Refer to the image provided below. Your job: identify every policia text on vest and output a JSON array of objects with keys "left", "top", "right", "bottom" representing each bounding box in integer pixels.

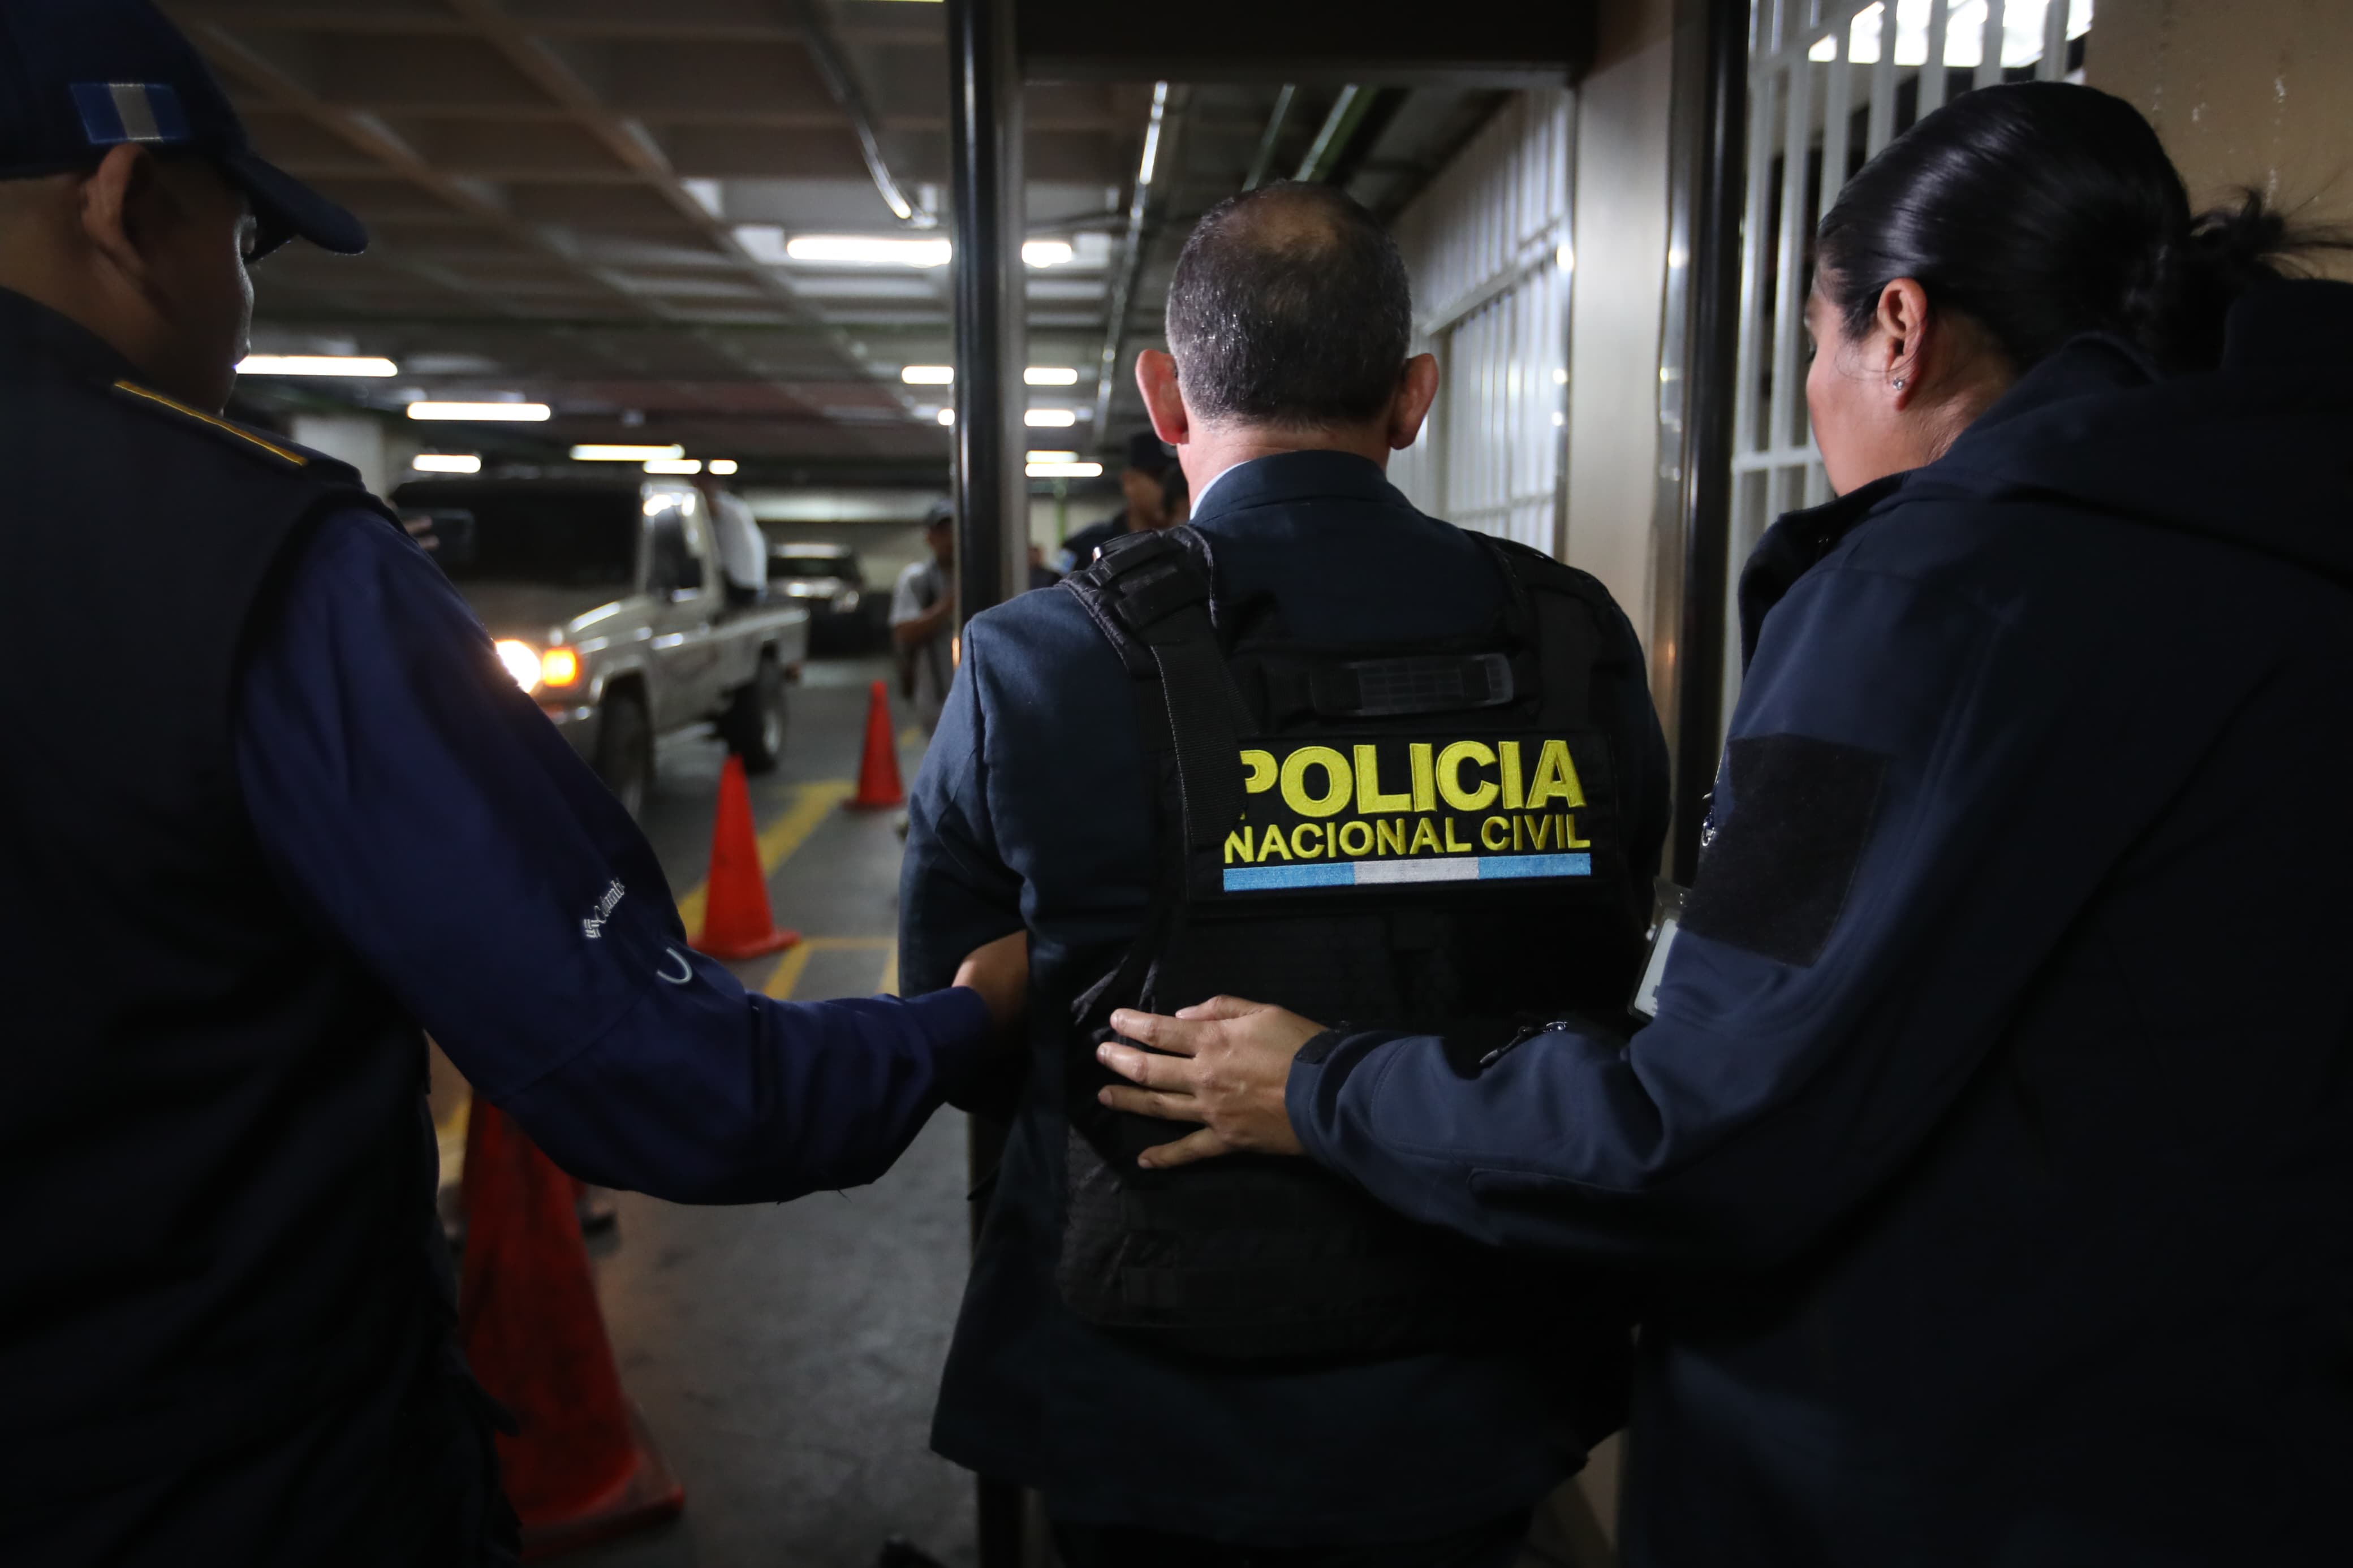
[{"left": 1223, "top": 736, "right": 1594, "bottom": 891}]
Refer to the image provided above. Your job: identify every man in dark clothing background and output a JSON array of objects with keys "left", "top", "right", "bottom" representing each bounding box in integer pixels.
[
  {"left": 901, "top": 182, "right": 1669, "bottom": 1564},
  {"left": 1055, "top": 427, "right": 1176, "bottom": 571}
]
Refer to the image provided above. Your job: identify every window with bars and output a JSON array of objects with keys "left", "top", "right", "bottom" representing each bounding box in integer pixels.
[
  {"left": 1724, "top": 0, "right": 2094, "bottom": 715},
  {"left": 1387, "top": 90, "right": 1576, "bottom": 554}
]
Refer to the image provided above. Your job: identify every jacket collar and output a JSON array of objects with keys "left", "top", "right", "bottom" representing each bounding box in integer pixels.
[
  {"left": 1736, "top": 472, "right": 1906, "bottom": 668},
  {"left": 1188, "top": 449, "right": 1406, "bottom": 528},
  {"left": 0, "top": 286, "right": 139, "bottom": 387},
  {"left": 1736, "top": 332, "right": 2164, "bottom": 667}
]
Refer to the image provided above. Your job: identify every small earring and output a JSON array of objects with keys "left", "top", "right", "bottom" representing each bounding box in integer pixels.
[{"left": 1891, "top": 378, "right": 1906, "bottom": 390}]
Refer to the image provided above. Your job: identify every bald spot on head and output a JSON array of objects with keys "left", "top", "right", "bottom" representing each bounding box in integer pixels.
[
  {"left": 1209, "top": 185, "right": 1352, "bottom": 257},
  {"left": 1163, "top": 180, "right": 1414, "bottom": 431}
]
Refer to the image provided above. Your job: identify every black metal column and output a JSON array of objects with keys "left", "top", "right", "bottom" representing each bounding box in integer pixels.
[
  {"left": 1653, "top": 0, "right": 1748, "bottom": 883},
  {"left": 946, "top": 5, "right": 1028, "bottom": 1564},
  {"left": 947, "top": 0, "right": 1027, "bottom": 625}
]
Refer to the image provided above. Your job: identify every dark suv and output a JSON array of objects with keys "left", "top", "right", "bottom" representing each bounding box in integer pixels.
[{"left": 768, "top": 542, "right": 881, "bottom": 652}]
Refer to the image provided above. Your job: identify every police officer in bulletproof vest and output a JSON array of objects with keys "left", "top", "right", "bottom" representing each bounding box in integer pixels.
[
  {"left": 900, "top": 182, "right": 1670, "bottom": 1565},
  {"left": 0, "top": 2, "right": 1024, "bottom": 1560}
]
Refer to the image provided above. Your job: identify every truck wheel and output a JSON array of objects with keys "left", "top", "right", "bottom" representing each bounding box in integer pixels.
[
  {"left": 596, "top": 686, "right": 654, "bottom": 818},
  {"left": 723, "top": 656, "right": 788, "bottom": 774}
]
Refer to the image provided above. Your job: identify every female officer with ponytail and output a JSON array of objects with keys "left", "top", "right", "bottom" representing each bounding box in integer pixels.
[{"left": 1096, "top": 83, "right": 2353, "bottom": 1565}]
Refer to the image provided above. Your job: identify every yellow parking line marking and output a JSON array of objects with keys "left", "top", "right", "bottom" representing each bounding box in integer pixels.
[
  {"left": 761, "top": 936, "right": 895, "bottom": 1001},
  {"left": 762, "top": 943, "right": 815, "bottom": 1001},
  {"left": 878, "top": 940, "right": 899, "bottom": 997},
  {"left": 675, "top": 778, "right": 855, "bottom": 936},
  {"left": 899, "top": 725, "right": 923, "bottom": 748}
]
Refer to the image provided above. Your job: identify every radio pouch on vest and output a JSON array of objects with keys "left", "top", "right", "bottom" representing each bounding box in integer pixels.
[{"left": 1055, "top": 525, "right": 1647, "bottom": 1362}]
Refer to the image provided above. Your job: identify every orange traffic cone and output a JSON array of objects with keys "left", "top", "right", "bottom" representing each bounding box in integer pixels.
[
  {"left": 846, "top": 678, "right": 906, "bottom": 810},
  {"left": 459, "top": 1101, "right": 683, "bottom": 1558},
  {"left": 692, "top": 755, "right": 801, "bottom": 960}
]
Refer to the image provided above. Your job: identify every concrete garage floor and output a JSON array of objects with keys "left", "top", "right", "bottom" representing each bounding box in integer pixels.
[{"left": 566, "top": 655, "right": 980, "bottom": 1568}]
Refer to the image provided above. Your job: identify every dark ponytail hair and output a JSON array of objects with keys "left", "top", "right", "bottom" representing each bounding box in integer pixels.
[{"left": 1816, "top": 81, "right": 2339, "bottom": 375}]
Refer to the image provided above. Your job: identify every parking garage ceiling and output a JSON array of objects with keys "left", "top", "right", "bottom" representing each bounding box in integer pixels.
[{"left": 161, "top": 0, "right": 1514, "bottom": 485}]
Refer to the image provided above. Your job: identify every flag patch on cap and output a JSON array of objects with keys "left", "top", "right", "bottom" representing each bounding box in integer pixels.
[{"left": 72, "top": 83, "right": 191, "bottom": 147}]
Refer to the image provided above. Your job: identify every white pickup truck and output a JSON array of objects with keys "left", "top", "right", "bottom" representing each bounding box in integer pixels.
[{"left": 393, "top": 474, "right": 811, "bottom": 817}]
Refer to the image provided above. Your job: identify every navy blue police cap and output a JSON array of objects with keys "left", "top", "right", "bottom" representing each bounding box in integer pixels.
[{"left": 0, "top": 0, "right": 365, "bottom": 257}]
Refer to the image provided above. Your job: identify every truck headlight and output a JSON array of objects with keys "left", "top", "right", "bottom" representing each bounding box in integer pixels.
[
  {"left": 832, "top": 590, "right": 861, "bottom": 614},
  {"left": 494, "top": 641, "right": 581, "bottom": 694},
  {"left": 495, "top": 639, "right": 542, "bottom": 692}
]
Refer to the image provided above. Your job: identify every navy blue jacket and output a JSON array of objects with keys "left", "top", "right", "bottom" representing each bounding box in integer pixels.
[
  {"left": 1290, "top": 282, "right": 2353, "bottom": 1565},
  {"left": 239, "top": 508, "right": 993, "bottom": 1203},
  {"left": 901, "top": 451, "right": 1670, "bottom": 1544}
]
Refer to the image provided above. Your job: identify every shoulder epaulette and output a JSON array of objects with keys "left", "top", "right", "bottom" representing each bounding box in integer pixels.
[{"left": 109, "top": 379, "right": 311, "bottom": 469}]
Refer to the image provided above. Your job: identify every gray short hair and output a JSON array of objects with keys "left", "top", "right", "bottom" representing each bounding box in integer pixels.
[{"left": 1163, "top": 182, "right": 1413, "bottom": 427}]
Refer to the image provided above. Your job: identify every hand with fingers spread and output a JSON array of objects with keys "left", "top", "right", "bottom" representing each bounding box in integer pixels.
[{"left": 1096, "top": 996, "right": 1327, "bottom": 1169}]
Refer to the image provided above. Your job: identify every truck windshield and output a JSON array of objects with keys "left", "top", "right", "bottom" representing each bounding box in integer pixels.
[{"left": 393, "top": 484, "right": 639, "bottom": 588}]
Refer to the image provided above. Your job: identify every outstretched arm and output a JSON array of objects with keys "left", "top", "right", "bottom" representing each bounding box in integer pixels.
[{"left": 236, "top": 509, "right": 1019, "bottom": 1204}]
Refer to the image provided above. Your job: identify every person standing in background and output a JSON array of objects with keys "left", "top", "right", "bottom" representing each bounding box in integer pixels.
[
  {"left": 891, "top": 501, "right": 957, "bottom": 733},
  {"left": 1055, "top": 428, "right": 1175, "bottom": 571},
  {"left": 701, "top": 479, "right": 770, "bottom": 610}
]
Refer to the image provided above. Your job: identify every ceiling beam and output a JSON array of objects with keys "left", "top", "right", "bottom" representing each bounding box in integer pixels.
[{"left": 436, "top": 0, "right": 906, "bottom": 421}]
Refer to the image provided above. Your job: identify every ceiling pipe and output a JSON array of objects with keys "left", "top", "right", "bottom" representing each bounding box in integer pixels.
[
  {"left": 791, "top": 0, "right": 933, "bottom": 227},
  {"left": 1093, "top": 80, "right": 1177, "bottom": 437},
  {"left": 1243, "top": 84, "right": 1295, "bottom": 190},
  {"left": 1294, "top": 84, "right": 1373, "bottom": 182}
]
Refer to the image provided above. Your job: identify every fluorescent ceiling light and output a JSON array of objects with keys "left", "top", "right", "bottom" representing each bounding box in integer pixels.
[
  {"left": 1029, "top": 461, "right": 1105, "bottom": 478},
  {"left": 907, "top": 366, "right": 1081, "bottom": 386},
  {"left": 411, "top": 453, "right": 481, "bottom": 474},
  {"left": 785, "top": 234, "right": 951, "bottom": 267},
  {"left": 1137, "top": 81, "right": 1170, "bottom": 186},
  {"left": 1027, "top": 450, "right": 1080, "bottom": 463},
  {"left": 645, "top": 458, "right": 704, "bottom": 475},
  {"left": 1025, "top": 408, "right": 1078, "bottom": 428},
  {"left": 239, "top": 354, "right": 398, "bottom": 377},
  {"left": 408, "top": 401, "right": 551, "bottom": 422},
  {"left": 1023, "top": 240, "right": 1074, "bottom": 268},
  {"left": 706, "top": 459, "right": 739, "bottom": 476},
  {"left": 572, "top": 444, "right": 684, "bottom": 461},
  {"left": 936, "top": 408, "right": 956, "bottom": 426}
]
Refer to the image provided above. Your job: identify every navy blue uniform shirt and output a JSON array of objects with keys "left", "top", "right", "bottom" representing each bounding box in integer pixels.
[
  {"left": 902, "top": 451, "right": 1670, "bottom": 1545},
  {"left": 235, "top": 507, "right": 991, "bottom": 1204},
  {"left": 1286, "top": 287, "right": 2353, "bottom": 1565}
]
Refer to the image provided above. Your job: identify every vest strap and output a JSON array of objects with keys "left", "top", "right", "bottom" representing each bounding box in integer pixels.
[{"left": 1064, "top": 527, "right": 1249, "bottom": 853}]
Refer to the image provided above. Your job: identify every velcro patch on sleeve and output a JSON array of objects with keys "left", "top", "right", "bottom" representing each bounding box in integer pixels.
[{"left": 1680, "top": 733, "right": 1887, "bottom": 966}]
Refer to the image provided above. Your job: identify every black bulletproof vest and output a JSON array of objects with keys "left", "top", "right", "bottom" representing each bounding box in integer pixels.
[
  {"left": 1057, "top": 525, "right": 1649, "bottom": 1361},
  {"left": 0, "top": 295, "right": 451, "bottom": 1504}
]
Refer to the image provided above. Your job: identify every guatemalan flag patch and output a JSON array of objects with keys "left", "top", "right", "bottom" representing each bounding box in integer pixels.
[{"left": 72, "top": 83, "right": 192, "bottom": 146}]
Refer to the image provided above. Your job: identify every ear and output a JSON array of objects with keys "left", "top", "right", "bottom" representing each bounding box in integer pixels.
[
  {"left": 1385, "top": 353, "right": 1440, "bottom": 451},
  {"left": 1873, "top": 278, "right": 1933, "bottom": 411},
  {"left": 1135, "top": 350, "right": 1191, "bottom": 446},
  {"left": 77, "top": 144, "right": 170, "bottom": 295}
]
